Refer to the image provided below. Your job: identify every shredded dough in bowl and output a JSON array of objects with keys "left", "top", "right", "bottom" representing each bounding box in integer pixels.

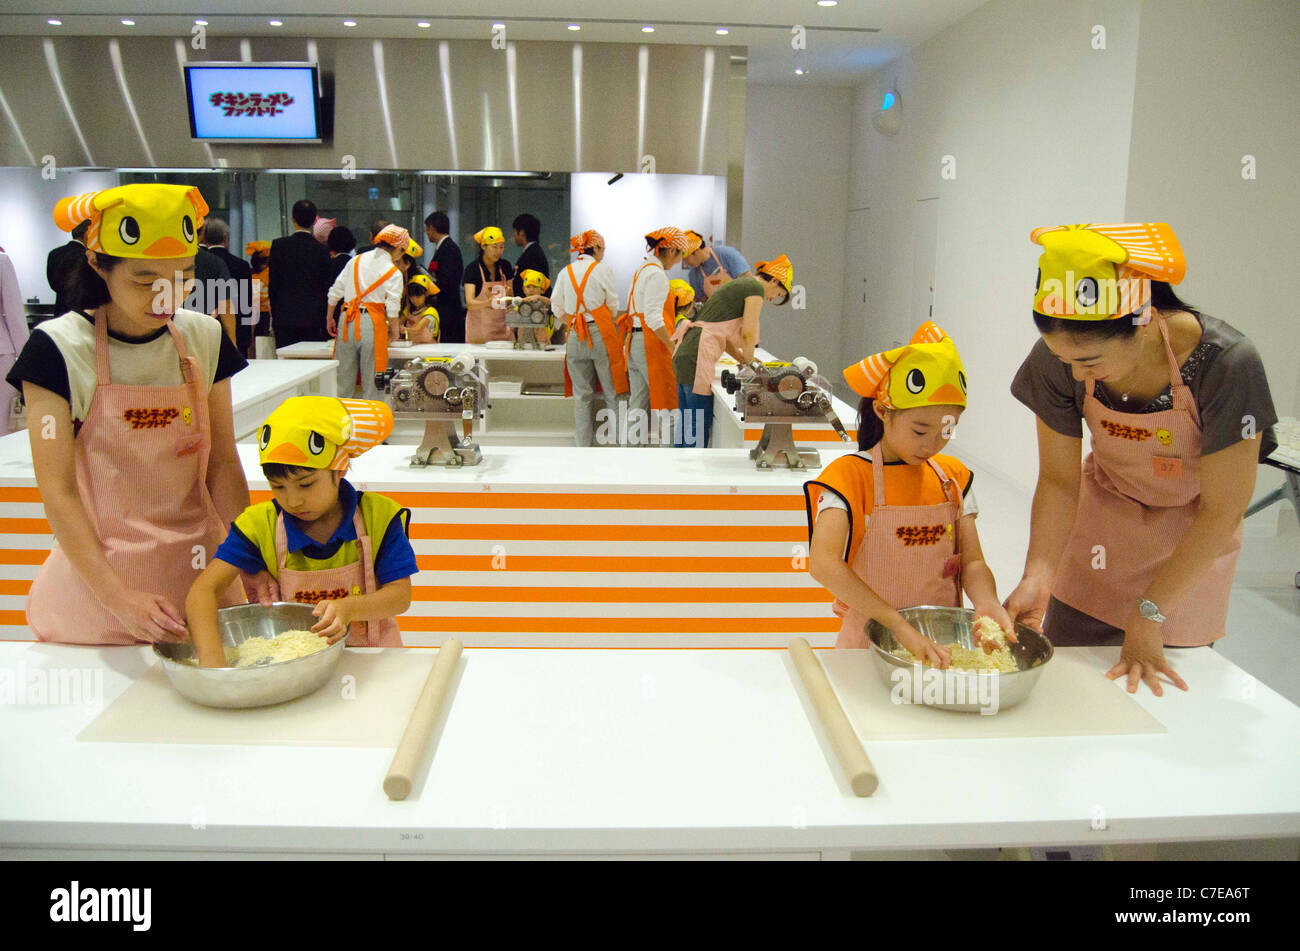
[
  {"left": 890, "top": 616, "right": 1018, "bottom": 673},
  {"left": 181, "top": 630, "right": 329, "bottom": 667}
]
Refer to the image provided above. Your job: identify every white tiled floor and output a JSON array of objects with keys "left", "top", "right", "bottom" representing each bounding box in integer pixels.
[{"left": 959, "top": 452, "right": 1300, "bottom": 705}]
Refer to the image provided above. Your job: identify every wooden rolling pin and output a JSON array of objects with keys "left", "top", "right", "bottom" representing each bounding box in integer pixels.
[
  {"left": 384, "top": 638, "right": 464, "bottom": 801},
  {"left": 788, "top": 637, "right": 879, "bottom": 797}
]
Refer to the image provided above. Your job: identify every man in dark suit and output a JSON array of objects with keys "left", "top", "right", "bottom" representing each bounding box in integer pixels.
[
  {"left": 202, "top": 217, "right": 256, "bottom": 357},
  {"left": 424, "top": 211, "right": 465, "bottom": 344},
  {"left": 269, "top": 199, "right": 333, "bottom": 349},
  {"left": 510, "top": 213, "right": 550, "bottom": 298},
  {"left": 46, "top": 219, "right": 90, "bottom": 313}
]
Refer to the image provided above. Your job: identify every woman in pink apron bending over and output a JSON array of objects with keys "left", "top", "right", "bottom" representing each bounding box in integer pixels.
[
  {"left": 10, "top": 184, "right": 267, "bottom": 645},
  {"left": 669, "top": 255, "right": 793, "bottom": 448},
  {"left": 1006, "top": 223, "right": 1278, "bottom": 695},
  {"left": 805, "top": 322, "right": 1016, "bottom": 661},
  {"left": 463, "top": 226, "right": 515, "bottom": 344}
]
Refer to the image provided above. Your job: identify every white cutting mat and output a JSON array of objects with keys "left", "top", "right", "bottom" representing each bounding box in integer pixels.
[
  {"left": 78, "top": 649, "right": 437, "bottom": 748},
  {"left": 819, "top": 647, "right": 1168, "bottom": 741}
]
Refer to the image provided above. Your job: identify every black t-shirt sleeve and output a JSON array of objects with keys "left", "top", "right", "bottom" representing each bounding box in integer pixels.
[
  {"left": 1196, "top": 337, "right": 1279, "bottom": 459},
  {"left": 5, "top": 330, "right": 71, "bottom": 404},
  {"left": 463, "top": 260, "right": 484, "bottom": 294},
  {"left": 1009, "top": 338, "right": 1084, "bottom": 438},
  {"left": 213, "top": 329, "right": 249, "bottom": 384}
]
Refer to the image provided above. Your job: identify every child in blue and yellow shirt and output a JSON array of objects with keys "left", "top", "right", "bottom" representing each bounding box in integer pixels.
[{"left": 187, "top": 396, "right": 415, "bottom": 667}]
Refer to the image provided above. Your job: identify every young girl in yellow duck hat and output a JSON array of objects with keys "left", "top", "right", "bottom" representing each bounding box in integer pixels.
[
  {"left": 186, "top": 396, "right": 416, "bottom": 667},
  {"left": 402, "top": 273, "right": 440, "bottom": 343},
  {"left": 804, "top": 321, "right": 1016, "bottom": 660}
]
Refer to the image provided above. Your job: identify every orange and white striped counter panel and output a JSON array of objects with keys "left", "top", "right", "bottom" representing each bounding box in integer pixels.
[{"left": 0, "top": 439, "right": 855, "bottom": 648}]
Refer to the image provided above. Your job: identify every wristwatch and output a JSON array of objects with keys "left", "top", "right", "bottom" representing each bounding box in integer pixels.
[{"left": 1137, "top": 597, "right": 1166, "bottom": 624}]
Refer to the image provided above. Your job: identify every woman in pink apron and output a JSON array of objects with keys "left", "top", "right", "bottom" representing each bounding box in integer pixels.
[
  {"left": 15, "top": 184, "right": 256, "bottom": 644},
  {"left": 670, "top": 255, "right": 793, "bottom": 448},
  {"left": 805, "top": 322, "right": 1015, "bottom": 659},
  {"left": 463, "top": 226, "right": 514, "bottom": 344},
  {"left": 1006, "top": 223, "right": 1276, "bottom": 695}
]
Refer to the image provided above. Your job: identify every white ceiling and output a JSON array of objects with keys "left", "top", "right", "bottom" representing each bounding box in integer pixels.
[{"left": 0, "top": 0, "right": 990, "bottom": 85}]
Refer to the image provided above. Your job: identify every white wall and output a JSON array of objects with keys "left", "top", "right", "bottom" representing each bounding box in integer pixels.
[
  {"left": 569, "top": 171, "right": 725, "bottom": 298},
  {"left": 741, "top": 82, "right": 853, "bottom": 385},
  {"left": 0, "top": 168, "right": 120, "bottom": 306},
  {"left": 846, "top": 0, "right": 1143, "bottom": 488},
  {"left": 1124, "top": 0, "right": 1300, "bottom": 532}
]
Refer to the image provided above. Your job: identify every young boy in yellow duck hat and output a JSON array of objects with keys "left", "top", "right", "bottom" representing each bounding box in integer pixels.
[
  {"left": 804, "top": 321, "right": 1016, "bottom": 660},
  {"left": 186, "top": 396, "right": 415, "bottom": 667}
]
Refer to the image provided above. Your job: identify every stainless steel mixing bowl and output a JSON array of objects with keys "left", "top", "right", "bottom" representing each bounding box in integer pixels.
[
  {"left": 153, "top": 602, "right": 345, "bottom": 709},
  {"left": 866, "top": 606, "right": 1053, "bottom": 713}
]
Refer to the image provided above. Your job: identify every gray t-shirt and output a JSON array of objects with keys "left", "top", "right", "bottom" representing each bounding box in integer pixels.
[{"left": 1010, "top": 312, "right": 1278, "bottom": 459}]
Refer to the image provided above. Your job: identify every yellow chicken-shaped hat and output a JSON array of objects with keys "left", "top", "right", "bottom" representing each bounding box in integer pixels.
[
  {"left": 257, "top": 397, "right": 394, "bottom": 473},
  {"left": 519, "top": 269, "right": 550, "bottom": 293},
  {"left": 1031, "top": 222, "right": 1185, "bottom": 320},
  {"left": 54, "top": 184, "right": 209, "bottom": 259},
  {"left": 844, "top": 321, "right": 967, "bottom": 410}
]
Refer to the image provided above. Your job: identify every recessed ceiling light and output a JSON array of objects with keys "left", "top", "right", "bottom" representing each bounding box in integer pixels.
[
  {"left": 417, "top": 21, "right": 431, "bottom": 29},
  {"left": 642, "top": 26, "right": 655, "bottom": 33},
  {"left": 269, "top": 20, "right": 283, "bottom": 27},
  {"left": 818, "top": 1, "right": 839, "bottom": 7},
  {"left": 568, "top": 24, "right": 581, "bottom": 31},
  {"left": 121, "top": 19, "right": 135, "bottom": 26},
  {"left": 343, "top": 20, "right": 356, "bottom": 28},
  {"left": 47, "top": 19, "right": 62, "bottom": 26},
  {"left": 493, "top": 22, "right": 505, "bottom": 29},
  {"left": 795, "top": 68, "right": 805, "bottom": 75},
  {"left": 715, "top": 28, "right": 729, "bottom": 36},
  {"left": 194, "top": 19, "right": 208, "bottom": 26}
]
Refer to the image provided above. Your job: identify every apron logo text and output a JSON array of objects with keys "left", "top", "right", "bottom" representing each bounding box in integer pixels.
[
  {"left": 1098, "top": 419, "right": 1152, "bottom": 441},
  {"left": 895, "top": 525, "right": 947, "bottom": 547},
  {"left": 122, "top": 407, "right": 179, "bottom": 430}
]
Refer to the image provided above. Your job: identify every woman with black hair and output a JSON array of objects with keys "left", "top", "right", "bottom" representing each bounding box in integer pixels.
[
  {"left": 1006, "top": 223, "right": 1277, "bottom": 695},
  {"left": 4, "top": 184, "right": 254, "bottom": 644}
]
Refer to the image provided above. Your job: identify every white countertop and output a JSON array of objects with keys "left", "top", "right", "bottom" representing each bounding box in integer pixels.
[
  {"left": 1, "top": 642, "right": 1296, "bottom": 855},
  {"left": 0, "top": 433, "right": 854, "bottom": 491},
  {"left": 228, "top": 359, "right": 338, "bottom": 407}
]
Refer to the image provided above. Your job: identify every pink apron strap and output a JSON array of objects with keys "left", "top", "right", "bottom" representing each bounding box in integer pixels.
[{"left": 869, "top": 441, "right": 887, "bottom": 508}]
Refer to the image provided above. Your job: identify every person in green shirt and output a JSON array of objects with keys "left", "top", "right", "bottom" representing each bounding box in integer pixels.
[{"left": 671, "top": 254, "right": 793, "bottom": 447}]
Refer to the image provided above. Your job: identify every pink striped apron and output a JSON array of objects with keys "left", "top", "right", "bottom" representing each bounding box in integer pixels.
[
  {"left": 28, "top": 309, "right": 239, "bottom": 643},
  {"left": 671, "top": 314, "right": 743, "bottom": 397},
  {"left": 273, "top": 508, "right": 402, "bottom": 647},
  {"left": 835, "top": 447, "right": 962, "bottom": 648},
  {"left": 1051, "top": 315, "right": 1241, "bottom": 646}
]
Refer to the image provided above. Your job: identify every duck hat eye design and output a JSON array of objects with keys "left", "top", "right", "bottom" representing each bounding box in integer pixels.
[
  {"left": 54, "top": 183, "right": 209, "bottom": 259},
  {"left": 842, "top": 320, "right": 967, "bottom": 410},
  {"left": 258, "top": 396, "right": 395, "bottom": 473}
]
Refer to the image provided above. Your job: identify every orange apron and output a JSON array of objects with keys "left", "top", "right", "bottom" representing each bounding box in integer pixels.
[
  {"left": 465, "top": 262, "right": 512, "bottom": 344},
  {"left": 273, "top": 509, "right": 402, "bottom": 647},
  {"left": 333, "top": 255, "right": 397, "bottom": 376},
  {"left": 671, "top": 311, "right": 743, "bottom": 397},
  {"left": 1050, "top": 316, "right": 1240, "bottom": 646},
  {"left": 820, "top": 448, "right": 962, "bottom": 649},
  {"left": 562, "top": 262, "right": 630, "bottom": 398},
  {"left": 624, "top": 262, "right": 678, "bottom": 412},
  {"left": 701, "top": 247, "right": 732, "bottom": 299},
  {"left": 27, "top": 310, "right": 241, "bottom": 643}
]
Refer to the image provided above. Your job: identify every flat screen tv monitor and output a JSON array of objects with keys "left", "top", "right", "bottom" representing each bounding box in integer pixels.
[{"left": 184, "top": 62, "right": 324, "bottom": 143}]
